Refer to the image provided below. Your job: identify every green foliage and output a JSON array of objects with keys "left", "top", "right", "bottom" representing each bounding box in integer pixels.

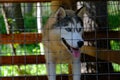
[
  {"left": 113, "top": 63, "right": 120, "bottom": 72},
  {"left": 0, "top": 64, "right": 68, "bottom": 76},
  {"left": 110, "top": 40, "right": 120, "bottom": 50},
  {"left": 7, "top": 18, "right": 14, "bottom": 24},
  {"left": 1, "top": 65, "right": 18, "bottom": 76},
  {"left": 17, "top": 44, "right": 40, "bottom": 55},
  {"left": 0, "top": 44, "right": 40, "bottom": 56},
  {"left": 0, "top": 15, "right": 6, "bottom": 33},
  {"left": 111, "top": 40, "right": 120, "bottom": 72},
  {"left": 108, "top": 14, "right": 120, "bottom": 30},
  {"left": 56, "top": 64, "right": 68, "bottom": 74},
  {"left": 0, "top": 65, "right": 46, "bottom": 76},
  {"left": 108, "top": 1, "right": 120, "bottom": 71},
  {"left": 108, "top": 1, "right": 120, "bottom": 30},
  {"left": 24, "top": 16, "right": 37, "bottom": 32},
  {"left": 0, "top": 44, "right": 12, "bottom": 56},
  {"left": 42, "top": 16, "right": 49, "bottom": 26}
]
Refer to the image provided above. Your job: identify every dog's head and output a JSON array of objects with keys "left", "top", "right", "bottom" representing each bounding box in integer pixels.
[{"left": 44, "top": 7, "right": 84, "bottom": 58}]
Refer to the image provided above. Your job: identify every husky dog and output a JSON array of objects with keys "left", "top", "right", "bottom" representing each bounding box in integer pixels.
[{"left": 43, "top": 7, "right": 84, "bottom": 80}]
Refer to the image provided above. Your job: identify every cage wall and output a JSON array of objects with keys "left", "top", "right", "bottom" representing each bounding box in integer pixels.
[{"left": 0, "top": 1, "right": 120, "bottom": 80}]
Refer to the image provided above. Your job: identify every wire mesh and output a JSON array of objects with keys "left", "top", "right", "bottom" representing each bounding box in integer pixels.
[{"left": 0, "top": 1, "right": 120, "bottom": 80}]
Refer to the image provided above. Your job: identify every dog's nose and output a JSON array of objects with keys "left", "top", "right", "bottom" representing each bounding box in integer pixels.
[{"left": 77, "top": 41, "right": 84, "bottom": 48}]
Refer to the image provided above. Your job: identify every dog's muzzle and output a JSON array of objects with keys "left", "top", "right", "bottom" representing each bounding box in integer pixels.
[{"left": 61, "top": 38, "right": 84, "bottom": 58}]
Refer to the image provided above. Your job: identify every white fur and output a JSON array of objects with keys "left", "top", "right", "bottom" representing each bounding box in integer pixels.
[{"left": 61, "top": 21, "right": 83, "bottom": 48}]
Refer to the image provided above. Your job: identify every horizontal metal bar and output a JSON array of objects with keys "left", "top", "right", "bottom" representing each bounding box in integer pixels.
[
  {"left": 0, "top": 31, "right": 119, "bottom": 44},
  {"left": 0, "top": 0, "right": 112, "bottom": 3},
  {"left": 0, "top": 0, "right": 51, "bottom": 3},
  {"left": 0, "top": 46, "right": 120, "bottom": 65},
  {"left": 0, "top": 73, "right": 119, "bottom": 80}
]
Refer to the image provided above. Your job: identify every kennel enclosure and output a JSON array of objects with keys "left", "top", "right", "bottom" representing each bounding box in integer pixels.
[{"left": 0, "top": 0, "right": 120, "bottom": 80}]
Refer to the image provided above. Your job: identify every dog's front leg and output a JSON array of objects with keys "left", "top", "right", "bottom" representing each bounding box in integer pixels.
[
  {"left": 47, "top": 62, "right": 56, "bottom": 80},
  {"left": 72, "top": 59, "right": 81, "bottom": 80}
]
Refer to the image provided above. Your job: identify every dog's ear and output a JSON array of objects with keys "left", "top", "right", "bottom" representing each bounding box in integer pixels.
[
  {"left": 76, "top": 7, "right": 86, "bottom": 20},
  {"left": 55, "top": 7, "right": 66, "bottom": 20},
  {"left": 44, "top": 7, "right": 66, "bottom": 29}
]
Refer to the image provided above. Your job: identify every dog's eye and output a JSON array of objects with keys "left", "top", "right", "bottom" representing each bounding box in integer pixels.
[
  {"left": 65, "top": 28, "right": 72, "bottom": 32},
  {"left": 63, "top": 23, "right": 69, "bottom": 26}
]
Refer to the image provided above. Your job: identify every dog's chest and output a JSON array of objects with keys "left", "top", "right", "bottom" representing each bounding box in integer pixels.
[{"left": 44, "top": 47, "right": 72, "bottom": 63}]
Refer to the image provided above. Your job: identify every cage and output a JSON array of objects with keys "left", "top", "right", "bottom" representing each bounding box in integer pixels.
[{"left": 0, "top": 0, "right": 120, "bottom": 80}]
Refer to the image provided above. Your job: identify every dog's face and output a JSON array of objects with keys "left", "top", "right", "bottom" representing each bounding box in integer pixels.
[{"left": 44, "top": 7, "right": 84, "bottom": 58}]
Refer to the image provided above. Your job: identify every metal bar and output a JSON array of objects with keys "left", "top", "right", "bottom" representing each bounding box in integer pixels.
[
  {"left": 0, "top": 0, "right": 113, "bottom": 3},
  {"left": 0, "top": 55, "right": 45, "bottom": 65},
  {"left": 0, "top": 74, "right": 119, "bottom": 80},
  {"left": 0, "top": 33, "right": 42, "bottom": 44},
  {"left": 0, "top": 46, "right": 120, "bottom": 65},
  {"left": 0, "top": 0, "right": 51, "bottom": 3},
  {"left": 0, "top": 31, "right": 119, "bottom": 44}
]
